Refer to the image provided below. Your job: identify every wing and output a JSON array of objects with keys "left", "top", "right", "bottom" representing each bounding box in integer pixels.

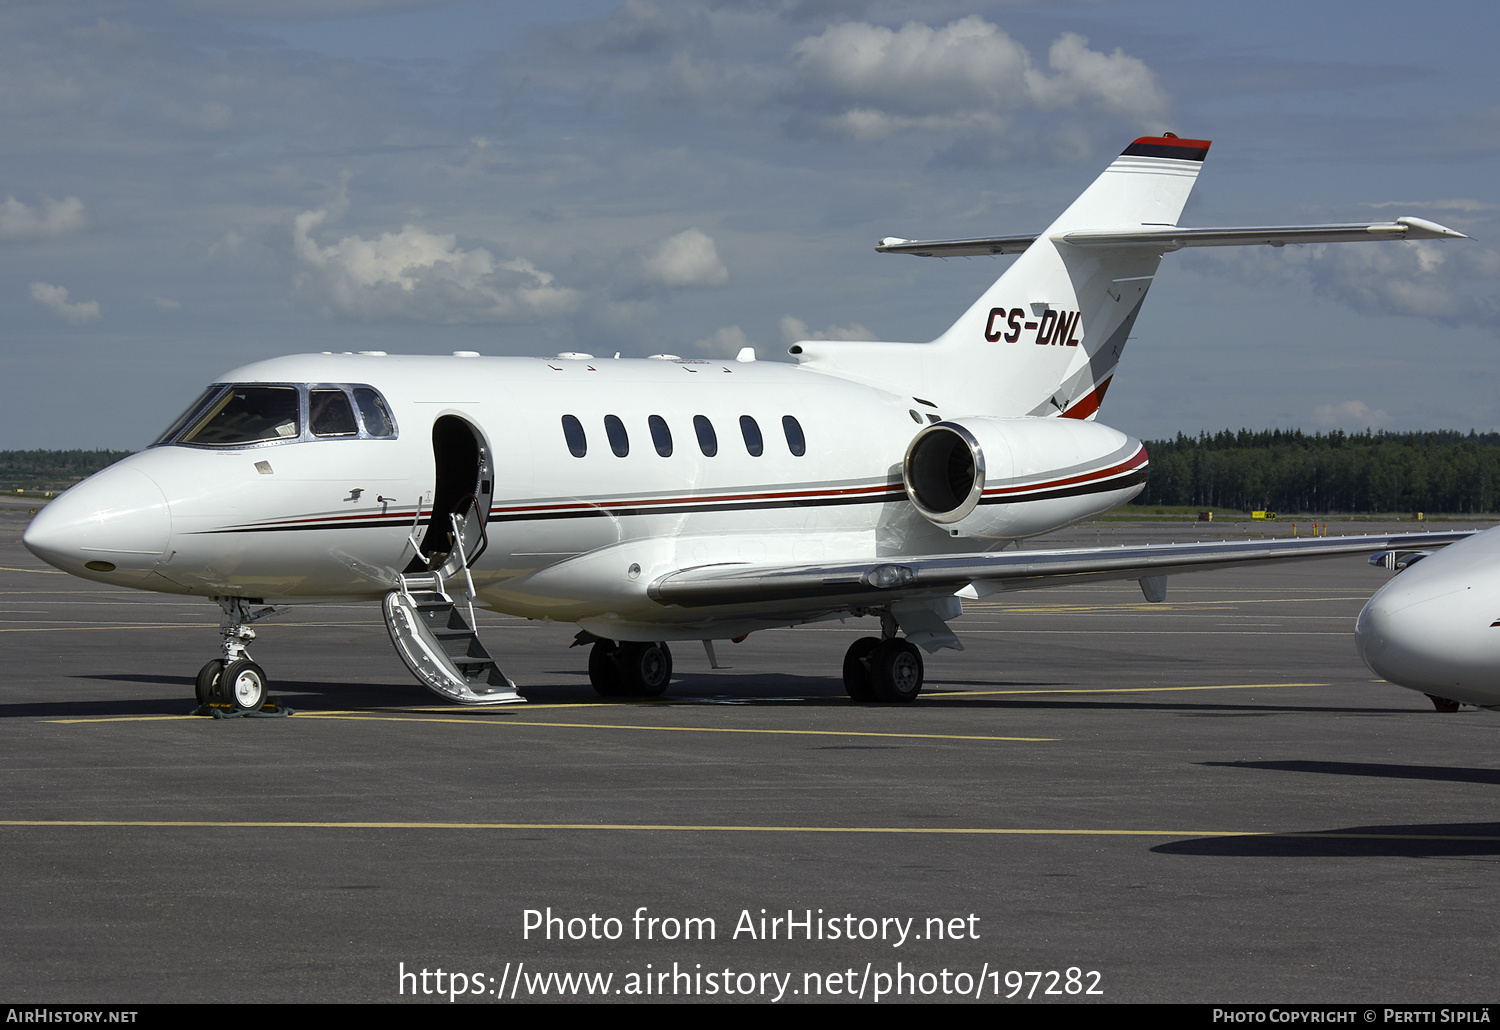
[
  {"left": 648, "top": 531, "right": 1474, "bottom": 610},
  {"left": 875, "top": 217, "right": 1466, "bottom": 258}
]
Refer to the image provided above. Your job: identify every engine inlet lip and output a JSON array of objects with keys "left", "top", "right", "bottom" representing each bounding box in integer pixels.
[{"left": 902, "top": 421, "right": 985, "bottom": 524}]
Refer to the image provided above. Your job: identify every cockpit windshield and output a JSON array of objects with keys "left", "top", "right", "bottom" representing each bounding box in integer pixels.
[
  {"left": 152, "top": 387, "right": 224, "bottom": 447},
  {"left": 153, "top": 383, "right": 399, "bottom": 448},
  {"left": 180, "top": 387, "right": 301, "bottom": 446}
]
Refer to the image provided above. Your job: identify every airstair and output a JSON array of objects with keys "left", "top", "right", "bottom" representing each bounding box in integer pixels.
[{"left": 382, "top": 505, "right": 523, "bottom": 705}]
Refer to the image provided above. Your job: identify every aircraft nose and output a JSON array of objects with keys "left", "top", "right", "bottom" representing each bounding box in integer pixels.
[
  {"left": 22, "top": 464, "right": 171, "bottom": 583},
  {"left": 1355, "top": 582, "right": 1500, "bottom": 704}
]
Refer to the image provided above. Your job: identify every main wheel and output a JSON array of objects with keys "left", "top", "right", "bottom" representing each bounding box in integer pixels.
[
  {"left": 1426, "top": 694, "right": 1462, "bottom": 713},
  {"left": 842, "top": 637, "right": 881, "bottom": 701},
  {"left": 620, "top": 641, "right": 672, "bottom": 696},
  {"left": 195, "top": 659, "right": 225, "bottom": 706},
  {"left": 221, "top": 658, "right": 267, "bottom": 712},
  {"left": 588, "top": 641, "right": 627, "bottom": 697},
  {"left": 871, "top": 639, "right": 923, "bottom": 703}
]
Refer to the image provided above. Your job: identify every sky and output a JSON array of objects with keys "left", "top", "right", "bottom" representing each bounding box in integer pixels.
[{"left": 2, "top": 0, "right": 1498, "bottom": 449}]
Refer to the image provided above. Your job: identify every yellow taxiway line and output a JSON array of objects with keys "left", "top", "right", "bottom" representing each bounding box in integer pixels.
[
  {"left": 293, "top": 714, "right": 1052, "bottom": 742},
  {"left": 927, "top": 682, "right": 1324, "bottom": 698},
  {"left": 48, "top": 682, "right": 1324, "bottom": 729},
  {"left": 48, "top": 710, "right": 1051, "bottom": 742},
  {"left": 0, "top": 820, "right": 1495, "bottom": 841}
]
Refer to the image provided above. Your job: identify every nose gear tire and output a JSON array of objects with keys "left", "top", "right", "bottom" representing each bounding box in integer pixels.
[{"left": 221, "top": 658, "right": 268, "bottom": 712}]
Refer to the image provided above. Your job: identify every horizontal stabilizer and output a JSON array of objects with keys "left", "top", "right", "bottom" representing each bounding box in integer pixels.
[
  {"left": 877, "top": 217, "right": 1466, "bottom": 258},
  {"left": 877, "top": 234, "right": 1038, "bottom": 257}
]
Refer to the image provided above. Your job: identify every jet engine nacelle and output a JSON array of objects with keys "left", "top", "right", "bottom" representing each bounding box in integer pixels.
[{"left": 902, "top": 416, "right": 1148, "bottom": 540}]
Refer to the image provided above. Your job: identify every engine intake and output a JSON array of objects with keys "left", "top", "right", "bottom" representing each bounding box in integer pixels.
[
  {"left": 903, "top": 417, "right": 1146, "bottom": 539},
  {"left": 904, "top": 423, "right": 984, "bottom": 523}
]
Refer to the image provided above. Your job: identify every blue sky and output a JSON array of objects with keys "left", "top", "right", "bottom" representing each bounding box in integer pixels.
[{"left": 2, "top": 0, "right": 1497, "bottom": 448}]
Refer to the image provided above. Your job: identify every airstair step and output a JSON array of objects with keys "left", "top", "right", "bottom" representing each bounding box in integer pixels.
[{"left": 382, "top": 587, "right": 522, "bottom": 706}]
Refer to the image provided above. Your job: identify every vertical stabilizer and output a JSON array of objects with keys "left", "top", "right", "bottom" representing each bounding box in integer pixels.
[
  {"left": 792, "top": 136, "right": 1211, "bottom": 419},
  {"left": 935, "top": 136, "right": 1209, "bottom": 418}
]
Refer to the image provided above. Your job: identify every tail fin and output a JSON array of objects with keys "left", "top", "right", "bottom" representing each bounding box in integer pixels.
[
  {"left": 792, "top": 136, "right": 1211, "bottom": 418},
  {"left": 935, "top": 135, "right": 1209, "bottom": 418}
]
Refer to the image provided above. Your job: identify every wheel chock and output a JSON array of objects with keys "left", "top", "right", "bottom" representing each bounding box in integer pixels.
[{"left": 190, "top": 700, "right": 294, "bottom": 718}]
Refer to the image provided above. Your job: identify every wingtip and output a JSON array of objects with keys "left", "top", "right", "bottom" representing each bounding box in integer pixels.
[{"left": 1396, "top": 216, "right": 1469, "bottom": 240}]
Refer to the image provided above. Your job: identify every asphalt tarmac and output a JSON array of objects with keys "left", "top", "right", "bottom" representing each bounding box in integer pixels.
[{"left": 2, "top": 506, "right": 1496, "bottom": 1004}]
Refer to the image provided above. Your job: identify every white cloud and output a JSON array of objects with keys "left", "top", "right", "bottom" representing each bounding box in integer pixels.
[
  {"left": 29, "top": 282, "right": 100, "bottom": 324},
  {"left": 779, "top": 315, "right": 876, "bottom": 343},
  {"left": 1034, "top": 32, "right": 1167, "bottom": 122},
  {"left": 291, "top": 206, "right": 580, "bottom": 324},
  {"left": 208, "top": 231, "right": 243, "bottom": 260},
  {"left": 0, "top": 196, "right": 87, "bottom": 241},
  {"left": 151, "top": 296, "right": 182, "bottom": 311},
  {"left": 790, "top": 19, "right": 1169, "bottom": 141},
  {"left": 641, "top": 228, "right": 728, "bottom": 287},
  {"left": 1313, "top": 399, "right": 1390, "bottom": 428},
  {"left": 695, "top": 325, "right": 752, "bottom": 356},
  {"left": 1204, "top": 240, "right": 1500, "bottom": 330}
]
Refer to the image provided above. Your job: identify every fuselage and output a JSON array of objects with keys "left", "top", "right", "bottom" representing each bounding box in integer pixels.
[
  {"left": 1355, "top": 525, "right": 1500, "bottom": 707},
  {"left": 23, "top": 352, "right": 1146, "bottom": 639}
]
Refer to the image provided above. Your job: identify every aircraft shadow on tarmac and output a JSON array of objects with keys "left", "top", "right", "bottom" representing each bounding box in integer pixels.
[
  {"left": 0, "top": 673, "right": 430, "bottom": 718},
  {"left": 1152, "top": 822, "right": 1500, "bottom": 858},
  {"left": 1203, "top": 760, "right": 1500, "bottom": 787},
  {"left": 0, "top": 670, "right": 1440, "bottom": 717},
  {"left": 1156, "top": 761, "right": 1500, "bottom": 857}
]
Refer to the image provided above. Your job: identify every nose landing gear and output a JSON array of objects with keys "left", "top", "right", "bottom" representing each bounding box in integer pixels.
[{"left": 193, "top": 598, "right": 284, "bottom": 713}]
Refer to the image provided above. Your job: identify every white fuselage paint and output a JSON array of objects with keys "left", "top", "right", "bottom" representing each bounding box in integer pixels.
[
  {"left": 24, "top": 352, "right": 1145, "bottom": 640},
  {"left": 1356, "top": 525, "right": 1500, "bottom": 707}
]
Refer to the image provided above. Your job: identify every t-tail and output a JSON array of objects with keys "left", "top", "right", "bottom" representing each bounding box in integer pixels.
[
  {"left": 926, "top": 135, "right": 1210, "bottom": 419},
  {"left": 790, "top": 134, "right": 1463, "bottom": 420}
]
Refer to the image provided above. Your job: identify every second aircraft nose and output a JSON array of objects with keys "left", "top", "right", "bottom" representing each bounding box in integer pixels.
[
  {"left": 22, "top": 464, "right": 172, "bottom": 585},
  {"left": 1355, "top": 579, "right": 1500, "bottom": 705}
]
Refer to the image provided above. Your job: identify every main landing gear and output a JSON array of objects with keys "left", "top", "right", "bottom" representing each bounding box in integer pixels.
[
  {"left": 842, "top": 612, "right": 925, "bottom": 703},
  {"left": 588, "top": 640, "right": 673, "bottom": 698},
  {"left": 194, "top": 597, "right": 284, "bottom": 712}
]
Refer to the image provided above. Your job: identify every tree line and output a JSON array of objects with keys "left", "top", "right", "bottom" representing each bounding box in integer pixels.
[
  {"left": 1138, "top": 430, "right": 1500, "bottom": 514},
  {"left": 0, "top": 449, "right": 134, "bottom": 492}
]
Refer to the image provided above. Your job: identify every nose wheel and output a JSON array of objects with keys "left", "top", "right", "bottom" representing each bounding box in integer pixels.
[
  {"left": 221, "top": 659, "right": 268, "bottom": 711},
  {"left": 194, "top": 657, "right": 269, "bottom": 711},
  {"left": 193, "top": 597, "right": 284, "bottom": 712}
]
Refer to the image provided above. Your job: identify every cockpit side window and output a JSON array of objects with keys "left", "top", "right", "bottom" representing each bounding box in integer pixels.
[
  {"left": 179, "top": 387, "right": 301, "bottom": 446},
  {"left": 353, "top": 387, "right": 396, "bottom": 438},
  {"left": 310, "top": 389, "right": 358, "bottom": 437}
]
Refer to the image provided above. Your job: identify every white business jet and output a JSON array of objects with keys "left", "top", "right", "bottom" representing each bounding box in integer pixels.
[
  {"left": 1357, "top": 528, "right": 1500, "bottom": 710},
  {"left": 23, "top": 135, "right": 1472, "bottom": 711}
]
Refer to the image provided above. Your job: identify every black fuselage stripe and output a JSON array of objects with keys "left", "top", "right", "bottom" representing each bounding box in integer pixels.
[
  {"left": 979, "top": 469, "right": 1149, "bottom": 505},
  {"left": 198, "top": 469, "right": 1147, "bottom": 534},
  {"left": 200, "top": 490, "right": 903, "bottom": 533}
]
